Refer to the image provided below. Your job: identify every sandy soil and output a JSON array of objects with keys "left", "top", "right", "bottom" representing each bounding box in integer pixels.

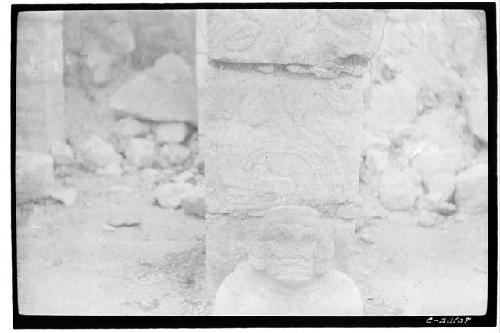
[{"left": 16, "top": 171, "right": 488, "bottom": 316}]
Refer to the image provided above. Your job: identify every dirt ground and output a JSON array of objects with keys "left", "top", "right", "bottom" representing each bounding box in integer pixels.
[{"left": 16, "top": 171, "right": 488, "bottom": 316}]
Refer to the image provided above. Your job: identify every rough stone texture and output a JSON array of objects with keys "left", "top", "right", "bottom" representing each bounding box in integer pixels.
[
  {"left": 111, "top": 117, "right": 151, "bottom": 141},
  {"left": 154, "top": 183, "right": 193, "bottom": 209},
  {"left": 79, "top": 135, "right": 122, "bottom": 169},
  {"left": 96, "top": 163, "right": 123, "bottom": 177},
  {"left": 157, "top": 144, "right": 191, "bottom": 169},
  {"left": 208, "top": 9, "right": 382, "bottom": 67},
  {"left": 206, "top": 213, "right": 355, "bottom": 297},
  {"left": 50, "top": 140, "right": 75, "bottom": 166},
  {"left": 378, "top": 167, "right": 423, "bottom": 211},
  {"left": 16, "top": 11, "right": 65, "bottom": 153},
  {"left": 213, "top": 205, "right": 363, "bottom": 315},
  {"left": 16, "top": 151, "right": 55, "bottom": 204},
  {"left": 455, "top": 163, "right": 488, "bottom": 216},
  {"left": 140, "top": 168, "right": 162, "bottom": 189},
  {"left": 124, "top": 138, "right": 156, "bottom": 168},
  {"left": 203, "top": 68, "right": 364, "bottom": 214},
  {"left": 365, "top": 75, "right": 419, "bottom": 134},
  {"left": 181, "top": 186, "right": 206, "bottom": 218},
  {"left": 425, "top": 172, "right": 456, "bottom": 204},
  {"left": 153, "top": 122, "right": 190, "bottom": 144},
  {"left": 79, "top": 11, "right": 135, "bottom": 84},
  {"left": 109, "top": 54, "right": 197, "bottom": 124},
  {"left": 49, "top": 187, "right": 78, "bottom": 206},
  {"left": 411, "top": 145, "right": 464, "bottom": 184},
  {"left": 364, "top": 148, "right": 389, "bottom": 175},
  {"left": 361, "top": 10, "right": 487, "bottom": 210},
  {"left": 464, "top": 76, "right": 488, "bottom": 143}
]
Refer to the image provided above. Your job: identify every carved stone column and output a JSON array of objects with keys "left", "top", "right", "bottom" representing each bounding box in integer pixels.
[{"left": 201, "top": 9, "right": 382, "bottom": 296}]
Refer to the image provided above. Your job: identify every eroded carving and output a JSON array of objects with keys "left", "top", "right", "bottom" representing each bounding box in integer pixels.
[
  {"left": 213, "top": 205, "right": 363, "bottom": 315},
  {"left": 204, "top": 69, "right": 362, "bottom": 213},
  {"left": 208, "top": 9, "right": 380, "bottom": 66}
]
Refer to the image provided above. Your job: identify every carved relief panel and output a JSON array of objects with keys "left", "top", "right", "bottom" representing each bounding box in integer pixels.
[
  {"left": 207, "top": 9, "right": 381, "bottom": 66},
  {"left": 202, "top": 67, "right": 363, "bottom": 214}
]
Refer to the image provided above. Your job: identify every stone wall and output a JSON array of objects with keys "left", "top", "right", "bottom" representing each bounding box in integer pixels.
[
  {"left": 16, "top": 11, "right": 65, "bottom": 152},
  {"left": 202, "top": 9, "right": 385, "bottom": 295},
  {"left": 16, "top": 11, "right": 65, "bottom": 204}
]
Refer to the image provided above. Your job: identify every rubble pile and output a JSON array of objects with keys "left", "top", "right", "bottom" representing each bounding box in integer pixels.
[
  {"left": 59, "top": 10, "right": 204, "bottom": 218},
  {"left": 359, "top": 10, "right": 488, "bottom": 225}
]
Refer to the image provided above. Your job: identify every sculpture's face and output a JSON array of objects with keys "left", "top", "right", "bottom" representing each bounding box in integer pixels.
[{"left": 262, "top": 217, "right": 317, "bottom": 285}]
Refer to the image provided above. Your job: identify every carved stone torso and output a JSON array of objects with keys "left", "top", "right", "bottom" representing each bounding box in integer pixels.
[{"left": 213, "top": 262, "right": 363, "bottom": 316}]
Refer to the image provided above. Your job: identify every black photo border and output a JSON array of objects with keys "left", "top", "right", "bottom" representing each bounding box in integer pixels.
[{"left": 11, "top": 1, "right": 498, "bottom": 329}]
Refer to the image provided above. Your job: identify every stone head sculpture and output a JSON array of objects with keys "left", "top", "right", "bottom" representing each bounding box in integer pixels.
[{"left": 248, "top": 205, "right": 335, "bottom": 287}]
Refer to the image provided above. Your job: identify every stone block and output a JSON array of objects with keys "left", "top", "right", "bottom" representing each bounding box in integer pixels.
[
  {"left": 154, "top": 183, "right": 193, "bottom": 209},
  {"left": 109, "top": 53, "right": 197, "bottom": 124},
  {"left": 124, "top": 138, "right": 156, "bottom": 168},
  {"left": 153, "top": 122, "right": 190, "bottom": 144},
  {"left": 156, "top": 143, "right": 191, "bottom": 169},
  {"left": 111, "top": 117, "right": 151, "bottom": 141},
  {"left": 378, "top": 167, "right": 423, "bottom": 211},
  {"left": 455, "top": 163, "right": 488, "bottom": 216},
  {"left": 16, "top": 151, "right": 55, "bottom": 204},
  {"left": 79, "top": 134, "right": 122, "bottom": 169},
  {"left": 207, "top": 9, "right": 382, "bottom": 66},
  {"left": 202, "top": 67, "right": 364, "bottom": 215}
]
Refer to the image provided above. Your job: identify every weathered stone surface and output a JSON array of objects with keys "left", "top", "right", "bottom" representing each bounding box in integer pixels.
[
  {"left": 111, "top": 117, "right": 151, "bottom": 141},
  {"left": 124, "top": 138, "right": 156, "bottom": 168},
  {"left": 208, "top": 9, "right": 382, "bottom": 67},
  {"left": 17, "top": 12, "right": 64, "bottom": 83},
  {"left": 109, "top": 53, "right": 197, "bottom": 123},
  {"left": 78, "top": 11, "right": 135, "bottom": 84},
  {"left": 417, "top": 210, "right": 443, "bottom": 228},
  {"left": 364, "top": 148, "right": 389, "bottom": 175},
  {"left": 206, "top": 213, "right": 355, "bottom": 296},
  {"left": 154, "top": 183, "right": 193, "bottom": 209},
  {"left": 50, "top": 140, "right": 74, "bottom": 166},
  {"left": 425, "top": 172, "right": 455, "bottom": 204},
  {"left": 127, "top": 10, "right": 195, "bottom": 69},
  {"left": 16, "top": 12, "right": 65, "bottom": 153},
  {"left": 49, "top": 187, "right": 78, "bottom": 206},
  {"left": 430, "top": 202, "right": 457, "bottom": 216},
  {"left": 181, "top": 186, "right": 206, "bottom": 218},
  {"left": 96, "top": 163, "right": 123, "bottom": 177},
  {"left": 213, "top": 205, "right": 362, "bottom": 315},
  {"left": 464, "top": 76, "right": 488, "bottom": 143},
  {"left": 157, "top": 144, "right": 191, "bottom": 169},
  {"left": 140, "top": 168, "right": 162, "bottom": 189},
  {"left": 411, "top": 145, "right": 463, "bottom": 183},
  {"left": 365, "top": 75, "right": 418, "bottom": 134},
  {"left": 455, "top": 163, "right": 488, "bottom": 216},
  {"left": 378, "top": 167, "right": 423, "bottom": 211},
  {"left": 79, "top": 135, "right": 122, "bottom": 169},
  {"left": 173, "top": 169, "right": 196, "bottom": 184},
  {"left": 153, "top": 122, "right": 190, "bottom": 144},
  {"left": 16, "top": 151, "right": 55, "bottom": 204},
  {"left": 203, "top": 68, "right": 364, "bottom": 214},
  {"left": 121, "top": 160, "right": 139, "bottom": 174}
]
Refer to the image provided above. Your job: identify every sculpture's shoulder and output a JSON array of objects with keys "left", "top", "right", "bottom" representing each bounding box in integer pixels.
[
  {"left": 213, "top": 262, "right": 258, "bottom": 316},
  {"left": 313, "top": 269, "right": 363, "bottom": 315}
]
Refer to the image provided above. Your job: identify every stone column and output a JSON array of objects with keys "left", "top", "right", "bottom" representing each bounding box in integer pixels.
[
  {"left": 201, "top": 9, "right": 382, "bottom": 296},
  {"left": 16, "top": 11, "right": 65, "bottom": 152}
]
